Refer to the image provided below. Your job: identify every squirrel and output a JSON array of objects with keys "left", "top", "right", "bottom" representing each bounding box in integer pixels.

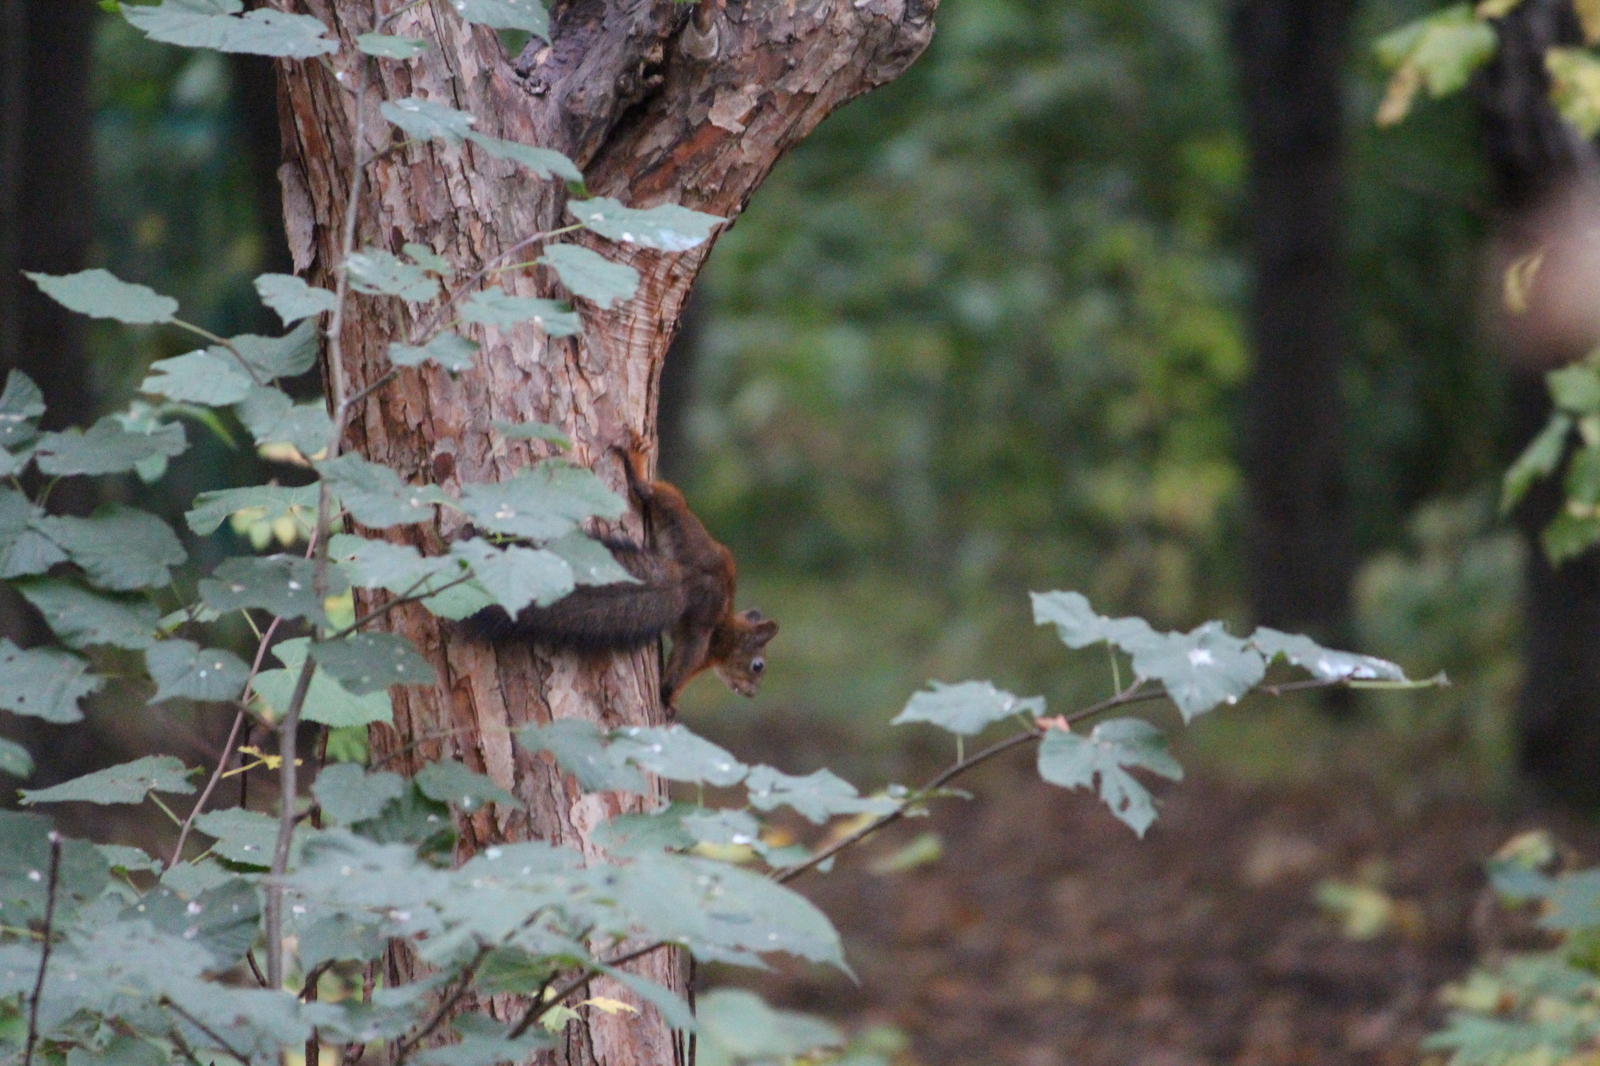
[{"left": 466, "top": 438, "right": 777, "bottom": 709}]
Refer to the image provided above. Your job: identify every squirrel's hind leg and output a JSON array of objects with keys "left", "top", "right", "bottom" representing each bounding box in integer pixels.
[{"left": 660, "top": 625, "right": 712, "bottom": 710}]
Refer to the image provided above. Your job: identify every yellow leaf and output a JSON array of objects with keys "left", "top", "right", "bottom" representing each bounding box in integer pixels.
[
  {"left": 1475, "top": 0, "right": 1525, "bottom": 17},
  {"left": 1547, "top": 48, "right": 1600, "bottom": 137},
  {"left": 1578, "top": 0, "right": 1600, "bottom": 43},
  {"left": 579, "top": 997, "right": 639, "bottom": 1016},
  {"left": 1377, "top": 61, "right": 1423, "bottom": 127},
  {"left": 1504, "top": 251, "right": 1546, "bottom": 314}
]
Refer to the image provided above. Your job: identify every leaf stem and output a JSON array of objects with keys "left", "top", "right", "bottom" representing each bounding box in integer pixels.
[{"left": 169, "top": 318, "right": 266, "bottom": 387}]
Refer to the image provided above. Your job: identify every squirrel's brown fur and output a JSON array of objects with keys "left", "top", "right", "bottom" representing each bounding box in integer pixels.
[{"left": 466, "top": 440, "right": 777, "bottom": 707}]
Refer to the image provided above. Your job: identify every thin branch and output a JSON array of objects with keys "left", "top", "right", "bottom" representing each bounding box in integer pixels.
[
  {"left": 22, "top": 833, "right": 62, "bottom": 1066},
  {"left": 390, "top": 945, "right": 493, "bottom": 1065},
  {"left": 264, "top": 649, "right": 318, "bottom": 990},
  {"left": 169, "top": 707, "right": 248, "bottom": 867},
  {"left": 339, "top": 368, "right": 398, "bottom": 420},
  {"left": 169, "top": 318, "right": 266, "bottom": 386},
  {"left": 407, "top": 224, "right": 583, "bottom": 345},
  {"left": 164, "top": 998, "right": 254, "bottom": 1066}
]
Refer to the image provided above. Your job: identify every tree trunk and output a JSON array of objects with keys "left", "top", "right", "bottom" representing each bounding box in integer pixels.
[
  {"left": 275, "top": 0, "right": 933, "bottom": 1059},
  {"left": 1472, "top": 0, "right": 1600, "bottom": 809},
  {"left": 1229, "top": 0, "right": 1357, "bottom": 644}
]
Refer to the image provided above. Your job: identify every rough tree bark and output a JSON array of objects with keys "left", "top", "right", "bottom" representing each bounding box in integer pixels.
[
  {"left": 1472, "top": 0, "right": 1600, "bottom": 809},
  {"left": 1229, "top": 0, "right": 1357, "bottom": 644},
  {"left": 274, "top": 0, "right": 933, "bottom": 1059}
]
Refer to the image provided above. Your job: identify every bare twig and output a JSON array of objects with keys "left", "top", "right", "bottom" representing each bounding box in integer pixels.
[
  {"left": 169, "top": 708, "right": 247, "bottom": 867},
  {"left": 406, "top": 223, "right": 583, "bottom": 346},
  {"left": 164, "top": 998, "right": 254, "bottom": 1066},
  {"left": 390, "top": 945, "right": 493, "bottom": 1065},
  {"left": 22, "top": 832, "right": 62, "bottom": 1066}
]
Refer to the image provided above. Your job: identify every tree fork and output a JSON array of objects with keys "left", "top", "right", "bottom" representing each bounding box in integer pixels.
[{"left": 274, "top": 0, "right": 934, "bottom": 1058}]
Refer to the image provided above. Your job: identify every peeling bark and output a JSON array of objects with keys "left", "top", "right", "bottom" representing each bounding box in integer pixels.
[{"left": 276, "top": 0, "right": 933, "bottom": 1059}]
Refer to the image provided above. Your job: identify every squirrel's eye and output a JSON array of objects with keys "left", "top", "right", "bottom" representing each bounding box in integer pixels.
[{"left": 751, "top": 659, "right": 765, "bottom": 674}]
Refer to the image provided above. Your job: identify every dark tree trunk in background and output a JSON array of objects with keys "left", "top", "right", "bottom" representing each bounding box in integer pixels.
[
  {"left": 1230, "top": 0, "right": 1357, "bottom": 645},
  {"left": 655, "top": 287, "right": 704, "bottom": 482},
  {"left": 231, "top": 55, "right": 294, "bottom": 285},
  {"left": 1472, "top": 0, "right": 1600, "bottom": 809}
]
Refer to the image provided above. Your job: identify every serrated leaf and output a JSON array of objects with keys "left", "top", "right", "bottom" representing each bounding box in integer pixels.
[
  {"left": 229, "top": 319, "right": 320, "bottom": 379},
  {"left": 191, "top": 807, "right": 286, "bottom": 867},
  {"left": 1374, "top": 5, "right": 1495, "bottom": 97},
  {"left": 17, "top": 578, "right": 161, "bottom": 650},
  {"left": 254, "top": 273, "right": 337, "bottom": 324},
  {"left": 357, "top": 32, "right": 426, "bottom": 58},
  {"left": 0, "top": 737, "right": 32, "bottom": 778},
  {"left": 1031, "top": 590, "right": 1161, "bottom": 652},
  {"left": 0, "top": 488, "right": 66, "bottom": 578},
  {"left": 146, "top": 639, "right": 251, "bottom": 703},
  {"left": 517, "top": 719, "right": 647, "bottom": 793},
  {"left": 199, "top": 554, "right": 346, "bottom": 625},
  {"left": 346, "top": 249, "right": 440, "bottom": 302},
  {"left": 458, "top": 459, "right": 626, "bottom": 540},
  {"left": 460, "top": 289, "right": 582, "bottom": 336},
  {"left": 414, "top": 1015, "right": 553, "bottom": 1066},
  {"left": 42, "top": 504, "right": 188, "bottom": 590},
  {"left": 129, "top": 876, "right": 261, "bottom": 967},
  {"left": 464, "top": 132, "right": 581, "bottom": 180},
  {"left": 20, "top": 754, "right": 195, "bottom": 806},
  {"left": 415, "top": 759, "right": 516, "bottom": 813},
  {"left": 25, "top": 268, "right": 177, "bottom": 323},
  {"left": 381, "top": 96, "right": 478, "bottom": 145},
  {"left": 892, "top": 680, "right": 1045, "bottom": 736},
  {"left": 1037, "top": 719, "right": 1182, "bottom": 837},
  {"left": 330, "top": 533, "right": 454, "bottom": 590},
  {"left": 141, "top": 349, "right": 254, "bottom": 405},
  {"left": 1249, "top": 628, "right": 1406, "bottom": 682},
  {"left": 121, "top": 1, "right": 338, "bottom": 57},
  {"left": 1503, "top": 413, "right": 1572, "bottom": 514},
  {"left": 187, "top": 482, "right": 322, "bottom": 536},
  {"left": 0, "top": 638, "right": 101, "bottom": 722},
  {"left": 0, "top": 370, "right": 45, "bottom": 448},
  {"left": 591, "top": 804, "right": 698, "bottom": 857},
  {"left": 403, "top": 242, "right": 454, "bottom": 277},
  {"left": 745, "top": 765, "right": 899, "bottom": 824},
  {"left": 449, "top": 538, "right": 574, "bottom": 612},
  {"left": 314, "top": 631, "right": 435, "bottom": 694},
  {"left": 569, "top": 197, "right": 724, "bottom": 252},
  {"left": 1130, "top": 623, "right": 1265, "bottom": 721},
  {"left": 492, "top": 419, "right": 570, "bottom": 446},
  {"left": 546, "top": 530, "right": 636, "bottom": 585},
  {"left": 1550, "top": 364, "right": 1600, "bottom": 414},
  {"left": 317, "top": 453, "right": 452, "bottom": 527},
  {"left": 34, "top": 416, "right": 187, "bottom": 476},
  {"left": 696, "top": 990, "right": 840, "bottom": 1064},
  {"left": 611, "top": 724, "right": 747, "bottom": 786},
  {"left": 538, "top": 244, "right": 639, "bottom": 307},
  {"left": 313, "top": 763, "right": 406, "bottom": 825},
  {"left": 235, "top": 384, "right": 333, "bottom": 457},
  {"left": 0, "top": 810, "right": 109, "bottom": 922},
  {"left": 97, "top": 843, "right": 160, "bottom": 873},
  {"left": 449, "top": 0, "right": 548, "bottom": 37},
  {"left": 389, "top": 332, "right": 479, "bottom": 371},
  {"left": 256, "top": 638, "right": 393, "bottom": 727}
]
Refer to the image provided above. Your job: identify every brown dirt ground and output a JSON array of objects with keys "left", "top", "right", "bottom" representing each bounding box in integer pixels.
[{"left": 713, "top": 750, "right": 1600, "bottom": 1066}]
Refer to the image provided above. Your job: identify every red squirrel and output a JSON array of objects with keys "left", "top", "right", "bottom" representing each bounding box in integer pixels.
[{"left": 467, "top": 439, "right": 777, "bottom": 708}]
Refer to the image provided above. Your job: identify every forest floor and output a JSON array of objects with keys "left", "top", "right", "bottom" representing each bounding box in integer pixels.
[{"left": 705, "top": 738, "right": 1600, "bottom": 1066}]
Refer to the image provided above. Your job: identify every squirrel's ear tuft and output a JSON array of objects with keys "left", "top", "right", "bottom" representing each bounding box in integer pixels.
[{"left": 751, "top": 619, "right": 778, "bottom": 642}]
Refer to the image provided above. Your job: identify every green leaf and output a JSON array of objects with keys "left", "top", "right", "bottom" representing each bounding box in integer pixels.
[
  {"left": 235, "top": 385, "right": 334, "bottom": 457},
  {"left": 314, "top": 631, "right": 436, "bottom": 694},
  {"left": 892, "top": 680, "right": 1045, "bottom": 736},
  {"left": 591, "top": 804, "right": 698, "bottom": 856},
  {"left": 569, "top": 197, "right": 724, "bottom": 252},
  {"left": 463, "top": 133, "right": 581, "bottom": 180},
  {"left": 146, "top": 639, "right": 251, "bottom": 703},
  {"left": 346, "top": 248, "right": 440, "bottom": 301},
  {"left": 199, "top": 554, "right": 347, "bottom": 626},
  {"left": 1031, "top": 590, "right": 1160, "bottom": 651},
  {"left": 1551, "top": 364, "right": 1600, "bottom": 414},
  {"left": 330, "top": 532, "right": 453, "bottom": 590},
  {"left": 492, "top": 419, "right": 571, "bottom": 446},
  {"left": 357, "top": 32, "right": 427, "bottom": 58},
  {"left": 256, "top": 638, "right": 394, "bottom": 727},
  {"left": 388, "top": 332, "right": 480, "bottom": 371},
  {"left": 695, "top": 990, "right": 841, "bottom": 1066},
  {"left": 1037, "top": 719, "right": 1182, "bottom": 837},
  {"left": 34, "top": 416, "right": 187, "bottom": 475},
  {"left": 460, "top": 290, "right": 582, "bottom": 336},
  {"left": 229, "top": 319, "right": 320, "bottom": 379},
  {"left": 403, "top": 242, "right": 454, "bottom": 277},
  {"left": 141, "top": 349, "right": 254, "bottom": 406},
  {"left": 1374, "top": 5, "right": 1495, "bottom": 96},
  {"left": 450, "top": 538, "right": 575, "bottom": 612},
  {"left": 600, "top": 968, "right": 699, "bottom": 1032},
  {"left": 121, "top": 1, "right": 338, "bottom": 57},
  {"left": 745, "top": 766, "right": 898, "bottom": 824},
  {"left": 415, "top": 759, "right": 517, "bottom": 813},
  {"left": 538, "top": 244, "right": 640, "bottom": 308},
  {"left": 25, "top": 268, "right": 178, "bottom": 323},
  {"left": 1503, "top": 413, "right": 1573, "bottom": 514},
  {"left": 313, "top": 763, "right": 406, "bottom": 825},
  {"left": 191, "top": 807, "right": 290, "bottom": 867},
  {"left": 42, "top": 504, "right": 188, "bottom": 590},
  {"left": 19, "top": 754, "right": 195, "bottom": 806},
  {"left": 1547, "top": 47, "right": 1600, "bottom": 137},
  {"left": 611, "top": 724, "right": 747, "bottom": 786},
  {"left": 458, "top": 459, "right": 627, "bottom": 541},
  {"left": 0, "top": 810, "right": 110, "bottom": 922},
  {"left": 317, "top": 453, "right": 452, "bottom": 527},
  {"left": 0, "top": 488, "right": 64, "bottom": 578},
  {"left": 414, "top": 1015, "right": 553, "bottom": 1066},
  {"left": 0, "top": 736, "right": 33, "bottom": 778},
  {"left": 97, "top": 843, "right": 161, "bottom": 873},
  {"left": 187, "top": 482, "right": 322, "bottom": 536},
  {"left": 1543, "top": 510, "right": 1600, "bottom": 564},
  {"left": 17, "top": 578, "right": 162, "bottom": 650},
  {"left": 0, "top": 370, "right": 46, "bottom": 448},
  {"left": 0, "top": 638, "right": 101, "bottom": 722},
  {"left": 546, "top": 530, "right": 636, "bottom": 584},
  {"left": 517, "top": 719, "right": 646, "bottom": 793},
  {"left": 1568, "top": 442, "right": 1600, "bottom": 506},
  {"left": 1129, "top": 623, "right": 1266, "bottom": 721},
  {"left": 449, "top": 0, "right": 549, "bottom": 37},
  {"left": 380, "top": 96, "right": 478, "bottom": 145},
  {"left": 254, "top": 273, "right": 338, "bottom": 324},
  {"left": 126, "top": 876, "right": 261, "bottom": 968},
  {"left": 1249, "top": 628, "right": 1406, "bottom": 683}
]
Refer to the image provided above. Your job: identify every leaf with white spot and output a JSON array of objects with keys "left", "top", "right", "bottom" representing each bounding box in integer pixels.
[
  {"left": 458, "top": 460, "right": 626, "bottom": 541},
  {"left": 25, "top": 268, "right": 178, "bottom": 323},
  {"left": 569, "top": 197, "right": 724, "bottom": 252},
  {"left": 20, "top": 754, "right": 195, "bottom": 806},
  {"left": 745, "top": 766, "right": 899, "bottom": 824},
  {"left": 450, "top": 0, "right": 548, "bottom": 37},
  {"left": 121, "top": 1, "right": 338, "bottom": 57},
  {"left": 357, "top": 32, "right": 427, "bottom": 59},
  {"left": 892, "top": 679, "right": 1045, "bottom": 736},
  {"left": 380, "top": 97, "right": 477, "bottom": 145},
  {"left": 199, "top": 555, "right": 346, "bottom": 626},
  {"left": 254, "top": 273, "right": 337, "bottom": 325},
  {"left": 313, "top": 764, "right": 406, "bottom": 825},
  {"left": 256, "top": 638, "right": 392, "bottom": 727},
  {"left": 0, "top": 370, "right": 44, "bottom": 450},
  {"left": 141, "top": 349, "right": 254, "bottom": 406},
  {"left": 388, "top": 333, "right": 479, "bottom": 371},
  {"left": 0, "top": 488, "right": 65, "bottom": 578},
  {"left": 460, "top": 289, "right": 581, "bottom": 336},
  {"left": 537, "top": 244, "right": 639, "bottom": 307},
  {"left": 316, "top": 453, "right": 452, "bottom": 528},
  {"left": 192, "top": 808, "right": 284, "bottom": 867},
  {"left": 0, "top": 737, "right": 31, "bottom": 779},
  {"left": 16, "top": 579, "right": 161, "bottom": 650},
  {"left": 0, "top": 639, "right": 100, "bottom": 723},
  {"left": 345, "top": 249, "right": 440, "bottom": 302},
  {"left": 1129, "top": 624, "right": 1265, "bottom": 721},
  {"left": 611, "top": 724, "right": 748, "bottom": 787},
  {"left": 314, "top": 632, "right": 435, "bottom": 694},
  {"left": 41, "top": 504, "right": 188, "bottom": 591},
  {"left": 449, "top": 538, "right": 574, "bottom": 613},
  {"left": 545, "top": 531, "right": 636, "bottom": 585},
  {"left": 229, "top": 319, "right": 320, "bottom": 379},
  {"left": 516, "top": 719, "right": 646, "bottom": 793},
  {"left": 415, "top": 759, "right": 516, "bottom": 813},
  {"left": 146, "top": 639, "right": 251, "bottom": 703},
  {"left": 1036, "top": 718, "right": 1182, "bottom": 837},
  {"left": 1250, "top": 628, "right": 1406, "bottom": 683},
  {"left": 464, "top": 133, "right": 581, "bottom": 180},
  {"left": 34, "top": 417, "right": 187, "bottom": 476},
  {"left": 186, "top": 482, "right": 322, "bottom": 536}
]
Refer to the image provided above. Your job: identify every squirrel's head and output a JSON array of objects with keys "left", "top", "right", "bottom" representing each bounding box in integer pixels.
[{"left": 713, "top": 609, "right": 779, "bottom": 697}]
